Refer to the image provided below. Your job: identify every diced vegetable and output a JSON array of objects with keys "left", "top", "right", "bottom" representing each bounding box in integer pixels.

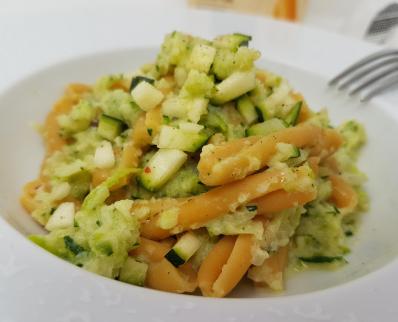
[
  {"left": 57, "top": 100, "right": 96, "bottom": 136},
  {"left": 178, "top": 121, "right": 204, "bottom": 133},
  {"left": 180, "top": 70, "right": 214, "bottom": 97},
  {"left": 212, "top": 70, "right": 256, "bottom": 104},
  {"left": 94, "top": 141, "right": 115, "bottom": 169},
  {"left": 165, "top": 232, "right": 202, "bottom": 267},
  {"left": 97, "top": 114, "right": 125, "bottom": 141},
  {"left": 50, "top": 182, "right": 71, "bottom": 201},
  {"left": 45, "top": 202, "right": 75, "bottom": 231},
  {"left": 246, "top": 118, "right": 287, "bottom": 136},
  {"left": 187, "top": 44, "right": 216, "bottom": 74},
  {"left": 157, "top": 125, "right": 210, "bottom": 153},
  {"left": 119, "top": 257, "right": 148, "bottom": 286},
  {"left": 212, "top": 47, "right": 260, "bottom": 80},
  {"left": 99, "top": 90, "right": 142, "bottom": 126},
  {"left": 129, "top": 76, "right": 155, "bottom": 91},
  {"left": 213, "top": 33, "right": 252, "bottom": 49},
  {"left": 139, "top": 149, "right": 188, "bottom": 191},
  {"left": 131, "top": 81, "right": 164, "bottom": 111},
  {"left": 237, "top": 95, "right": 258, "bottom": 125},
  {"left": 285, "top": 101, "right": 302, "bottom": 126},
  {"left": 162, "top": 96, "right": 208, "bottom": 123}
]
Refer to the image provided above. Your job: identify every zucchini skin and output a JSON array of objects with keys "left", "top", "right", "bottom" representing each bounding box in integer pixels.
[
  {"left": 129, "top": 76, "right": 155, "bottom": 91},
  {"left": 285, "top": 101, "right": 303, "bottom": 126},
  {"left": 165, "top": 249, "right": 185, "bottom": 267},
  {"left": 299, "top": 256, "right": 344, "bottom": 263},
  {"left": 97, "top": 114, "right": 125, "bottom": 141}
]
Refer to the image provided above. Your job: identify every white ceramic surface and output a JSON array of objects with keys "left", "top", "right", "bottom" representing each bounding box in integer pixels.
[{"left": 0, "top": 5, "right": 397, "bottom": 322}]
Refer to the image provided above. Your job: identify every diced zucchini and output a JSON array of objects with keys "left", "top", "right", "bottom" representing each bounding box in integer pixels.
[
  {"left": 187, "top": 44, "right": 216, "bottom": 73},
  {"left": 131, "top": 81, "right": 164, "bottom": 111},
  {"left": 45, "top": 202, "right": 75, "bottom": 231},
  {"left": 200, "top": 106, "right": 228, "bottom": 133},
  {"left": 237, "top": 95, "right": 258, "bottom": 125},
  {"left": 254, "top": 101, "right": 271, "bottom": 121},
  {"left": 178, "top": 121, "right": 204, "bottom": 133},
  {"left": 129, "top": 75, "right": 155, "bottom": 91},
  {"left": 212, "top": 70, "right": 256, "bottom": 105},
  {"left": 165, "top": 232, "right": 202, "bottom": 267},
  {"left": 180, "top": 69, "right": 214, "bottom": 97},
  {"left": 119, "top": 257, "right": 148, "bottom": 286},
  {"left": 57, "top": 100, "right": 95, "bottom": 136},
  {"left": 162, "top": 96, "right": 208, "bottom": 123},
  {"left": 97, "top": 114, "right": 125, "bottom": 141},
  {"left": 94, "top": 141, "right": 115, "bottom": 169},
  {"left": 162, "top": 96, "right": 187, "bottom": 119},
  {"left": 285, "top": 101, "right": 302, "bottom": 126},
  {"left": 246, "top": 118, "right": 287, "bottom": 136},
  {"left": 213, "top": 33, "right": 252, "bottom": 49},
  {"left": 157, "top": 125, "right": 210, "bottom": 153},
  {"left": 174, "top": 67, "right": 188, "bottom": 88},
  {"left": 139, "top": 149, "right": 187, "bottom": 191},
  {"left": 186, "top": 97, "right": 209, "bottom": 123}
]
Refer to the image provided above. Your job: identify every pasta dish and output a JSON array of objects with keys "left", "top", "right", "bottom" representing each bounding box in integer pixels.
[{"left": 21, "top": 32, "right": 367, "bottom": 297}]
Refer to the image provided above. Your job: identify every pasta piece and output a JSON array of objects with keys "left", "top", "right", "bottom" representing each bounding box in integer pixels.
[
  {"left": 146, "top": 258, "right": 197, "bottom": 293},
  {"left": 291, "top": 93, "right": 312, "bottom": 124},
  {"left": 129, "top": 237, "right": 170, "bottom": 262},
  {"left": 253, "top": 189, "right": 316, "bottom": 216},
  {"left": 140, "top": 220, "right": 176, "bottom": 240},
  {"left": 200, "top": 136, "right": 259, "bottom": 171},
  {"left": 43, "top": 97, "right": 75, "bottom": 153},
  {"left": 329, "top": 175, "right": 358, "bottom": 211},
  {"left": 323, "top": 155, "right": 340, "bottom": 174},
  {"left": 105, "top": 187, "right": 129, "bottom": 205},
  {"left": 198, "top": 235, "right": 255, "bottom": 297},
  {"left": 198, "top": 236, "right": 236, "bottom": 296},
  {"left": 248, "top": 245, "right": 289, "bottom": 291},
  {"left": 140, "top": 168, "right": 293, "bottom": 239},
  {"left": 65, "top": 83, "right": 91, "bottom": 97},
  {"left": 130, "top": 238, "right": 197, "bottom": 293},
  {"left": 307, "top": 156, "right": 320, "bottom": 175},
  {"left": 132, "top": 198, "right": 185, "bottom": 219},
  {"left": 91, "top": 168, "right": 111, "bottom": 188},
  {"left": 20, "top": 179, "right": 43, "bottom": 213},
  {"left": 145, "top": 106, "right": 162, "bottom": 137},
  {"left": 198, "top": 124, "right": 342, "bottom": 186},
  {"left": 120, "top": 115, "right": 151, "bottom": 168},
  {"left": 211, "top": 234, "right": 255, "bottom": 297},
  {"left": 109, "top": 80, "right": 129, "bottom": 92}
]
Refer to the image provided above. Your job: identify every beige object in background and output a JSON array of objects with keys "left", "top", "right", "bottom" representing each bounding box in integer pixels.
[{"left": 188, "top": 0, "right": 308, "bottom": 21}]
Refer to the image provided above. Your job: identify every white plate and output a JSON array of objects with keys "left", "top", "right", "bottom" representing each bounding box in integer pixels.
[{"left": 1, "top": 4, "right": 398, "bottom": 322}]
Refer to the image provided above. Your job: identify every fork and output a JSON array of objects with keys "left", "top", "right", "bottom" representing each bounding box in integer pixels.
[
  {"left": 329, "top": 49, "right": 398, "bottom": 101},
  {"left": 329, "top": 2, "right": 398, "bottom": 101}
]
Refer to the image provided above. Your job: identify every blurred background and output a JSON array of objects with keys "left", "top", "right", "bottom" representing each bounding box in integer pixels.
[{"left": 1, "top": 0, "right": 398, "bottom": 46}]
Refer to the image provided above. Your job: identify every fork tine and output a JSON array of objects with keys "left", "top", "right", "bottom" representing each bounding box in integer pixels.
[
  {"left": 337, "top": 57, "right": 398, "bottom": 90},
  {"left": 348, "top": 67, "right": 398, "bottom": 96},
  {"left": 361, "top": 74, "right": 398, "bottom": 101},
  {"left": 328, "top": 49, "right": 398, "bottom": 86}
]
